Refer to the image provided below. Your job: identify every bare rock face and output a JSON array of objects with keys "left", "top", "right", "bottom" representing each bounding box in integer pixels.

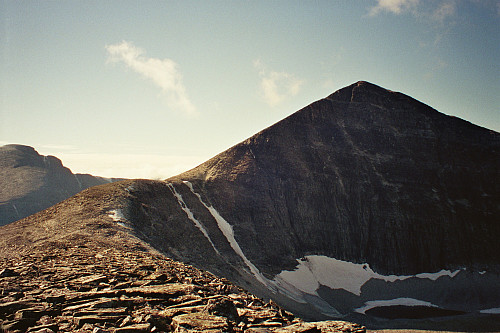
[
  {"left": 172, "top": 81, "right": 499, "bottom": 276},
  {"left": 0, "top": 144, "right": 121, "bottom": 226}
]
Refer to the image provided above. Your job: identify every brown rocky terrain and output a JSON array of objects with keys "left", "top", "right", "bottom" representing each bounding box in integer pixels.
[{"left": 0, "top": 183, "right": 365, "bottom": 332}]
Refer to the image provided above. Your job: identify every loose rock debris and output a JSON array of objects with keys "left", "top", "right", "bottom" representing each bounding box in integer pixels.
[{"left": 0, "top": 242, "right": 365, "bottom": 332}]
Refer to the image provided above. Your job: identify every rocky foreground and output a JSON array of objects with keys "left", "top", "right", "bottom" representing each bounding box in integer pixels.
[{"left": 0, "top": 239, "right": 365, "bottom": 333}]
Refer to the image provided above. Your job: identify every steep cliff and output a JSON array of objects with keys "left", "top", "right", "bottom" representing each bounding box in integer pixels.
[{"left": 160, "top": 81, "right": 499, "bottom": 324}]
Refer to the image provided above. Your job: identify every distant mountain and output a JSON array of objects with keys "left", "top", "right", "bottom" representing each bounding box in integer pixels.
[
  {"left": 1, "top": 82, "right": 499, "bottom": 330},
  {"left": 0, "top": 144, "right": 122, "bottom": 225}
]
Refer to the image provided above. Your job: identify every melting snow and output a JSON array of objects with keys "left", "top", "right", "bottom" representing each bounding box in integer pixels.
[
  {"left": 166, "top": 183, "right": 220, "bottom": 255},
  {"left": 415, "top": 269, "right": 460, "bottom": 280},
  {"left": 355, "top": 298, "right": 438, "bottom": 314},
  {"left": 108, "top": 209, "right": 127, "bottom": 228},
  {"left": 183, "top": 181, "right": 270, "bottom": 287},
  {"left": 274, "top": 255, "right": 462, "bottom": 296}
]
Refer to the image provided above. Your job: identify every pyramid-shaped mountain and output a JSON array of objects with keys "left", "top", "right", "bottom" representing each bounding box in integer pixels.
[
  {"left": 168, "top": 80, "right": 499, "bottom": 275},
  {"left": 1, "top": 81, "right": 499, "bottom": 329},
  {"left": 118, "top": 81, "right": 499, "bottom": 324}
]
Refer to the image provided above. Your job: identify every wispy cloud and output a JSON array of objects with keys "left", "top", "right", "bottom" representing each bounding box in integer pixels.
[
  {"left": 432, "top": 1, "right": 456, "bottom": 22},
  {"left": 106, "top": 41, "right": 196, "bottom": 116},
  {"left": 369, "top": 0, "right": 419, "bottom": 16},
  {"left": 368, "top": 0, "right": 457, "bottom": 22},
  {"left": 254, "top": 59, "right": 303, "bottom": 107}
]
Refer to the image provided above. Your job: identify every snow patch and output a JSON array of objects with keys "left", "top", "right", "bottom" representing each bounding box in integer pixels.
[
  {"left": 415, "top": 269, "right": 460, "bottom": 280},
  {"left": 183, "top": 181, "right": 270, "bottom": 287},
  {"left": 166, "top": 183, "right": 220, "bottom": 255},
  {"left": 480, "top": 307, "right": 500, "bottom": 314},
  {"left": 108, "top": 209, "right": 127, "bottom": 228},
  {"left": 355, "top": 298, "right": 438, "bottom": 314},
  {"left": 274, "top": 255, "right": 462, "bottom": 296}
]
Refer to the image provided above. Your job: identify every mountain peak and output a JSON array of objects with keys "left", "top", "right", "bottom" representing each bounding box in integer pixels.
[{"left": 327, "top": 81, "right": 404, "bottom": 106}]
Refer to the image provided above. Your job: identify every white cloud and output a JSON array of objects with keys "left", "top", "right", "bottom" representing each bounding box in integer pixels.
[
  {"left": 254, "top": 59, "right": 303, "bottom": 107},
  {"left": 106, "top": 41, "right": 196, "bottom": 116},
  {"left": 369, "top": 0, "right": 419, "bottom": 16},
  {"left": 369, "top": 0, "right": 460, "bottom": 22}
]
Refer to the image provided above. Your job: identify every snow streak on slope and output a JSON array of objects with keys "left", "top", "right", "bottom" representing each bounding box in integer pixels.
[
  {"left": 183, "top": 181, "right": 270, "bottom": 287},
  {"left": 166, "top": 183, "right": 220, "bottom": 255},
  {"left": 274, "top": 255, "right": 462, "bottom": 296}
]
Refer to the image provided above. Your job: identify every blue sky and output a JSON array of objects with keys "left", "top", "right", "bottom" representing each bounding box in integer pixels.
[{"left": 1, "top": 1, "right": 499, "bottom": 178}]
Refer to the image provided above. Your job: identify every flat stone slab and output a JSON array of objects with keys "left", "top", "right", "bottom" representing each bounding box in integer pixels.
[{"left": 171, "top": 312, "right": 229, "bottom": 332}]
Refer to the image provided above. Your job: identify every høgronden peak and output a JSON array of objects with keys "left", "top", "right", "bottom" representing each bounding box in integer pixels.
[
  {"left": 0, "top": 144, "right": 122, "bottom": 226},
  {"left": 1, "top": 81, "right": 499, "bottom": 330}
]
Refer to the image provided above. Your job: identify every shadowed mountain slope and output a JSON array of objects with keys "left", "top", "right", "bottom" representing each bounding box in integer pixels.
[
  {"left": 0, "top": 144, "right": 121, "bottom": 226},
  {"left": 0, "top": 182, "right": 365, "bottom": 332},
  {"left": 170, "top": 81, "right": 500, "bottom": 276}
]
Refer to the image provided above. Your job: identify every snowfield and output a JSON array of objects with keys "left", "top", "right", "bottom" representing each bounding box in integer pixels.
[{"left": 273, "top": 255, "right": 462, "bottom": 296}]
